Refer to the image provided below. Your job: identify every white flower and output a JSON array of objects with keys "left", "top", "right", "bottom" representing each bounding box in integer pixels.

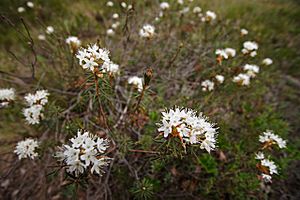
[
  {"left": 26, "top": 2, "right": 34, "bottom": 8},
  {"left": 240, "top": 28, "right": 248, "bottom": 36},
  {"left": 225, "top": 48, "right": 236, "bottom": 58},
  {"left": 233, "top": 73, "right": 251, "bottom": 86},
  {"left": 112, "top": 13, "right": 119, "bottom": 19},
  {"left": 250, "top": 51, "right": 257, "bottom": 57},
  {"left": 139, "top": 24, "right": 155, "bottom": 39},
  {"left": 23, "top": 104, "right": 44, "bottom": 124},
  {"left": 17, "top": 7, "right": 25, "bottom": 13},
  {"left": 255, "top": 152, "right": 265, "bottom": 160},
  {"left": 38, "top": 34, "right": 46, "bottom": 40},
  {"left": 24, "top": 90, "right": 50, "bottom": 106},
  {"left": 201, "top": 80, "right": 214, "bottom": 91},
  {"left": 179, "top": 7, "right": 190, "bottom": 15},
  {"left": 112, "top": 22, "right": 120, "bottom": 29},
  {"left": 107, "top": 29, "right": 115, "bottom": 36},
  {"left": 259, "top": 130, "right": 287, "bottom": 149},
  {"left": 14, "top": 138, "right": 39, "bottom": 160},
  {"left": 193, "top": 7, "right": 202, "bottom": 14},
  {"left": 128, "top": 4, "right": 133, "bottom": 10},
  {"left": 103, "top": 62, "right": 120, "bottom": 74},
  {"left": 215, "top": 75, "right": 225, "bottom": 84},
  {"left": 177, "top": 0, "right": 184, "bottom": 5},
  {"left": 76, "top": 43, "right": 111, "bottom": 72},
  {"left": 46, "top": 26, "right": 54, "bottom": 34},
  {"left": 242, "top": 41, "right": 258, "bottom": 56},
  {"left": 106, "top": 1, "right": 114, "bottom": 7},
  {"left": 157, "top": 107, "right": 218, "bottom": 153},
  {"left": 91, "top": 158, "right": 110, "bottom": 175},
  {"left": 205, "top": 11, "right": 217, "bottom": 22},
  {"left": 262, "top": 58, "right": 273, "bottom": 66},
  {"left": 261, "top": 174, "right": 272, "bottom": 183},
  {"left": 56, "top": 130, "right": 110, "bottom": 176},
  {"left": 261, "top": 158, "right": 278, "bottom": 175},
  {"left": 128, "top": 76, "right": 143, "bottom": 92},
  {"left": 243, "top": 64, "right": 260, "bottom": 78},
  {"left": 66, "top": 36, "right": 81, "bottom": 48},
  {"left": 67, "top": 160, "right": 85, "bottom": 176},
  {"left": 121, "top": 2, "right": 127, "bottom": 8},
  {"left": 215, "top": 49, "right": 228, "bottom": 59},
  {"left": 0, "top": 88, "right": 15, "bottom": 107},
  {"left": 160, "top": 2, "right": 170, "bottom": 10},
  {"left": 80, "top": 149, "right": 97, "bottom": 166}
]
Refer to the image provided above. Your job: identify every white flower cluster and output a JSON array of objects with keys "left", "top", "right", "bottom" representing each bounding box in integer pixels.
[
  {"left": 23, "top": 90, "right": 49, "bottom": 125},
  {"left": 157, "top": 107, "right": 218, "bottom": 153},
  {"left": 243, "top": 64, "right": 260, "bottom": 78},
  {"left": 215, "top": 75, "right": 225, "bottom": 84},
  {"left": 14, "top": 138, "right": 39, "bottom": 160},
  {"left": 201, "top": 80, "right": 214, "bottom": 91},
  {"left": 215, "top": 48, "right": 236, "bottom": 60},
  {"left": 262, "top": 58, "right": 273, "bottom": 66},
  {"left": 160, "top": 2, "right": 170, "bottom": 10},
  {"left": 242, "top": 41, "right": 258, "bottom": 57},
  {"left": 259, "top": 130, "right": 287, "bottom": 149},
  {"left": 56, "top": 130, "right": 111, "bottom": 176},
  {"left": 232, "top": 73, "right": 251, "bottom": 86},
  {"left": 66, "top": 36, "right": 81, "bottom": 50},
  {"left": 76, "top": 43, "right": 119, "bottom": 74},
  {"left": 240, "top": 28, "right": 249, "bottom": 36},
  {"left": 139, "top": 24, "right": 155, "bottom": 39},
  {"left": 0, "top": 88, "right": 15, "bottom": 108},
  {"left": 255, "top": 152, "right": 278, "bottom": 183},
  {"left": 201, "top": 11, "right": 217, "bottom": 22},
  {"left": 128, "top": 76, "right": 143, "bottom": 92}
]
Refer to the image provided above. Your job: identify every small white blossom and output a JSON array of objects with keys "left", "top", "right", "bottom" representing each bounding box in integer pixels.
[
  {"left": 107, "top": 29, "right": 115, "bottom": 36},
  {"left": 160, "top": 2, "right": 170, "bottom": 10},
  {"left": 106, "top": 1, "right": 114, "bottom": 7},
  {"left": 261, "top": 159, "right": 278, "bottom": 175},
  {"left": 66, "top": 36, "right": 81, "bottom": 48},
  {"left": 261, "top": 173, "right": 272, "bottom": 183},
  {"left": 26, "top": 2, "right": 34, "bottom": 8},
  {"left": 46, "top": 26, "right": 54, "bottom": 34},
  {"left": 240, "top": 28, "right": 248, "bottom": 36},
  {"left": 56, "top": 130, "right": 110, "bottom": 176},
  {"left": 243, "top": 64, "right": 260, "bottom": 78},
  {"left": 14, "top": 138, "right": 39, "bottom": 160},
  {"left": 215, "top": 75, "right": 225, "bottom": 84},
  {"left": 242, "top": 41, "right": 258, "bottom": 56},
  {"left": 157, "top": 107, "right": 218, "bottom": 153},
  {"left": 233, "top": 73, "right": 251, "bottom": 86},
  {"left": 38, "top": 34, "right": 46, "bottom": 40},
  {"left": 215, "top": 49, "right": 228, "bottom": 59},
  {"left": 262, "top": 58, "right": 273, "bottom": 66},
  {"left": 24, "top": 90, "right": 50, "bottom": 106},
  {"left": 205, "top": 11, "right": 217, "bottom": 22},
  {"left": 177, "top": 0, "right": 184, "bottom": 5},
  {"left": 0, "top": 88, "right": 15, "bottom": 107},
  {"left": 255, "top": 152, "right": 265, "bottom": 160},
  {"left": 259, "top": 130, "right": 287, "bottom": 149},
  {"left": 17, "top": 7, "right": 25, "bottom": 13},
  {"left": 121, "top": 2, "right": 127, "bottom": 8},
  {"left": 193, "top": 7, "right": 202, "bottom": 14},
  {"left": 128, "top": 76, "right": 143, "bottom": 92},
  {"left": 23, "top": 104, "right": 44, "bottom": 124},
  {"left": 201, "top": 80, "right": 214, "bottom": 91},
  {"left": 179, "top": 7, "right": 190, "bottom": 15},
  {"left": 112, "top": 13, "right": 119, "bottom": 19},
  {"left": 111, "top": 22, "right": 120, "bottom": 29},
  {"left": 127, "top": 4, "right": 133, "bottom": 10},
  {"left": 139, "top": 24, "right": 155, "bottom": 39},
  {"left": 225, "top": 48, "right": 236, "bottom": 58}
]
